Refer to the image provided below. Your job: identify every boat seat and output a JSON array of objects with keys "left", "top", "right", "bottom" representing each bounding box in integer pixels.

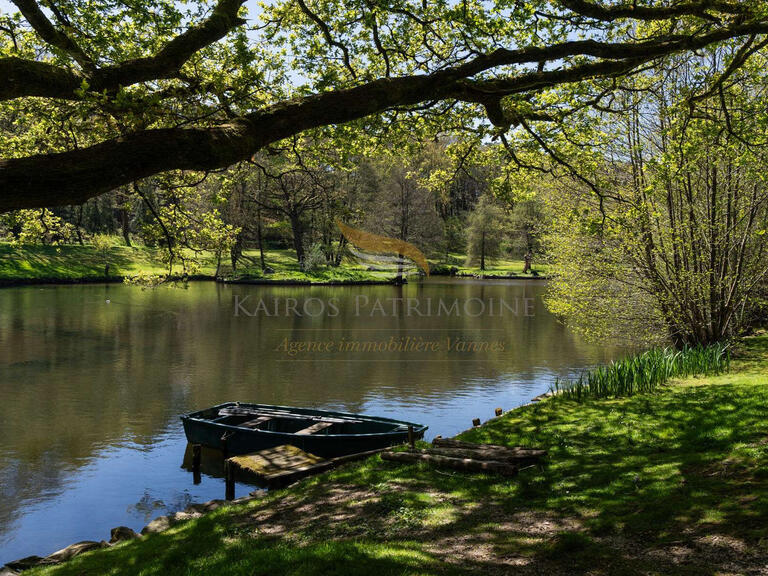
[
  {"left": 295, "top": 421, "right": 334, "bottom": 435},
  {"left": 240, "top": 416, "right": 273, "bottom": 429}
]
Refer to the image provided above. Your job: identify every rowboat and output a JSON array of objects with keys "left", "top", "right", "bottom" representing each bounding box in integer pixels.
[{"left": 181, "top": 402, "right": 428, "bottom": 458}]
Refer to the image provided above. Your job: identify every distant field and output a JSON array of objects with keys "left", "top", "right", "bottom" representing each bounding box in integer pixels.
[{"left": 432, "top": 252, "right": 550, "bottom": 276}]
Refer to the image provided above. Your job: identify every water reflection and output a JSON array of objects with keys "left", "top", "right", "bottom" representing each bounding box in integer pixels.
[{"left": 0, "top": 279, "right": 621, "bottom": 562}]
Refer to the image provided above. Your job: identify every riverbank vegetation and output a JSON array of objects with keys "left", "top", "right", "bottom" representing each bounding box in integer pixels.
[
  {"left": 552, "top": 343, "right": 732, "bottom": 401},
  {"left": 22, "top": 335, "right": 768, "bottom": 576}
]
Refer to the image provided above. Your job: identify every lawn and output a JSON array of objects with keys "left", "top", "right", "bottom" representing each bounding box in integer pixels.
[{"left": 23, "top": 336, "right": 768, "bottom": 575}]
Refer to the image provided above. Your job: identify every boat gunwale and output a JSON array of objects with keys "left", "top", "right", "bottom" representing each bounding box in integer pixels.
[{"left": 181, "top": 402, "right": 428, "bottom": 438}]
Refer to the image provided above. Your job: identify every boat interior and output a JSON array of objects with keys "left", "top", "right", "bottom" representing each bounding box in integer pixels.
[{"left": 199, "top": 405, "right": 408, "bottom": 435}]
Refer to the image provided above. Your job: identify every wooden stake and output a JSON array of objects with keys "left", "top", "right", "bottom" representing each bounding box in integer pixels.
[
  {"left": 224, "top": 460, "right": 235, "bottom": 501},
  {"left": 407, "top": 425, "right": 415, "bottom": 450},
  {"left": 192, "top": 444, "right": 202, "bottom": 485},
  {"left": 495, "top": 407, "right": 503, "bottom": 417}
]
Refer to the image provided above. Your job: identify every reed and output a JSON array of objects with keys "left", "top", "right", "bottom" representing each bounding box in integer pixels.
[{"left": 551, "top": 343, "right": 730, "bottom": 402}]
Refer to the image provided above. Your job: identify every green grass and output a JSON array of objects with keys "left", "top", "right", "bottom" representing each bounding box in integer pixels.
[
  {"left": 430, "top": 252, "right": 550, "bottom": 277},
  {"left": 24, "top": 336, "right": 768, "bottom": 575},
  {"left": 0, "top": 242, "right": 393, "bottom": 284}
]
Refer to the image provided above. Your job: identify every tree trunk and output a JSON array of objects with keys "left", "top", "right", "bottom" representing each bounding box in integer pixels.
[
  {"left": 120, "top": 207, "right": 131, "bottom": 246},
  {"left": 480, "top": 230, "right": 486, "bottom": 271},
  {"left": 290, "top": 215, "right": 305, "bottom": 264}
]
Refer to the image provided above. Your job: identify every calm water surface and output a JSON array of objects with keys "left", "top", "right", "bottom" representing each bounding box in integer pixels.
[{"left": 0, "top": 279, "right": 622, "bottom": 562}]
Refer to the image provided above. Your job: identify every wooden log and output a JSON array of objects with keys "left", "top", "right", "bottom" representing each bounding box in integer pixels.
[
  {"left": 432, "top": 437, "right": 547, "bottom": 458},
  {"left": 424, "top": 446, "right": 544, "bottom": 463},
  {"left": 381, "top": 450, "right": 518, "bottom": 476},
  {"left": 495, "top": 407, "right": 503, "bottom": 417}
]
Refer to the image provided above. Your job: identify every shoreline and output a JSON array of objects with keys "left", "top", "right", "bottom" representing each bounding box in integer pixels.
[
  {"left": 0, "top": 273, "right": 549, "bottom": 289},
  {"left": 1, "top": 387, "right": 551, "bottom": 573},
  {"left": 3, "top": 336, "right": 766, "bottom": 575}
]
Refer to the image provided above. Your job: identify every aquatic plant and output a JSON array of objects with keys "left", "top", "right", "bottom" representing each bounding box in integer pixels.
[{"left": 551, "top": 343, "right": 730, "bottom": 402}]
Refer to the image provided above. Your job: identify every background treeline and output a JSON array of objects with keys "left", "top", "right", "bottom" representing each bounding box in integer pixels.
[{"left": 0, "top": 138, "right": 545, "bottom": 275}]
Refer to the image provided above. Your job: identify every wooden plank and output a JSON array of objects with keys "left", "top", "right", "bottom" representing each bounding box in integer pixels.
[
  {"left": 295, "top": 421, "right": 334, "bottom": 436},
  {"left": 239, "top": 416, "right": 272, "bottom": 429},
  {"left": 228, "top": 445, "right": 327, "bottom": 481}
]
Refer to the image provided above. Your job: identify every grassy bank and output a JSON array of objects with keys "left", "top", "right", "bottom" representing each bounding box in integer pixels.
[
  {"left": 22, "top": 336, "right": 768, "bottom": 575},
  {"left": 0, "top": 243, "right": 549, "bottom": 285},
  {"left": 0, "top": 243, "right": 389, "bottom": 285}
]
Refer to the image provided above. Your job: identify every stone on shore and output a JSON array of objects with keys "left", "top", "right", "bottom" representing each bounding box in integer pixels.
[
  {"left": 141, "top": 515, "right": 172, "bottom": 535},
  {"left": 110, "top": 526, "right": 139, "bottom": 544}
]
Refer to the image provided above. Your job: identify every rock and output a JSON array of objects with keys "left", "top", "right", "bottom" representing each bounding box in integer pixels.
[
  {"left": 46, "top": 541, "right": 108, "bottom": 563},
  {"left": 263, "top": 266, "right": 275, "bottom": 274},
  {"left": 1, "top": 566, "right": 21, "bottom": 576},
  {"left": 109, "top": 526, "right": 139, "bottom": 544},
  {"left": 141, "top": 515, "right": 172, "bottom": 535},
  {"left": 201, "top": 499, "right": 225, "bottom": 512},
  {"left": 172, "top": 510, "right": 201, "bottom": 522}
]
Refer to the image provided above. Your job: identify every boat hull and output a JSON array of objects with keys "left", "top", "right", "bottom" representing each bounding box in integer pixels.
[{"left": 181, "top": 403, "right": 427, "bottom": 458}]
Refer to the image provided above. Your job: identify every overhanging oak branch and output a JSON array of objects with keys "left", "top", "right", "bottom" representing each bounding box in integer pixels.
[
  {"left": 2, "top": 7, "right": 768, "bottom": 210},
  {"left": 0, "top": 0, "right": 247, "bottom": 101}
]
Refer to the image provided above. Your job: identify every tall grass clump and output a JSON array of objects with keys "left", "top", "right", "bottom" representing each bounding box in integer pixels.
[{"left": 551, "top": 343, "right": 730, "bottom": 402}]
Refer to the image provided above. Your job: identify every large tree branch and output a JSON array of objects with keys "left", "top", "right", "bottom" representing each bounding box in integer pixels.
[
  {"left": 0, "top": 53, "right": 711, "bottom": 210},
  {"left": 0, "top": 0, "right": 246, "bottom": 101},
  {"left": 0, "top": 56, "right": 81, "bottom": 99},
  {"left": 12, "top": 0, "right": 94, "bottom": 70},
  {"left": 558, "top": 0, "right": 751, "bottom": 22},
  {"left": 2, "top": 16, "right": 764, "bottom": 103},
  {"left": 2, "top": 8, "right": 768, "bottom": 210}
]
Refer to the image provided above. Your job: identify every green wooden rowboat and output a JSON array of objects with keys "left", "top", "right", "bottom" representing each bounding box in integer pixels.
[{"left": 181, "top": 402, "right": 427, "bottom": 458}]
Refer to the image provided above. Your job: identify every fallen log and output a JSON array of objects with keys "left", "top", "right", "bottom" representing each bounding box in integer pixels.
[
  {"left": 381, "top": 450, "right": 518, "bottom": 476},
  {"left": 424, "top": 446, "right": 544, "bottom": 463},
  {"left": 432, "top": 437, "right": 547, "bottom": 458}
]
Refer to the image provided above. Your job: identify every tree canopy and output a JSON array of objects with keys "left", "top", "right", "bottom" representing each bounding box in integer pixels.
[{"left": 2, "top": 0, "right": 768, "bottom": 210}]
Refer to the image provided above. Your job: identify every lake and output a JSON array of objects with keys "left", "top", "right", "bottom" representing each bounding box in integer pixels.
[{"left": 0, "top": 279, "right": 621, "bottom": 563}]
